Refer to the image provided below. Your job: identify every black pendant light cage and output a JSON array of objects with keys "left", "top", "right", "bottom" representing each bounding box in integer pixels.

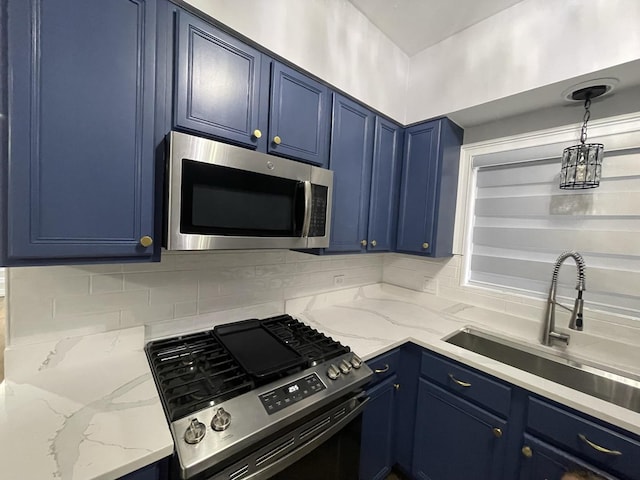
[{"left": 559, "top": 86, "right": 606, "bottom": 190}]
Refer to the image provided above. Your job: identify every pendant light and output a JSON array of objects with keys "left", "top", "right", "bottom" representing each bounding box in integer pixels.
[{"left": 559, "top": 86, "right": 606, "bottom": 190}]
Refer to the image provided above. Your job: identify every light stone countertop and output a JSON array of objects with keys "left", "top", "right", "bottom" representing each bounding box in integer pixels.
[
  {"left": 1, "top": 282, "right": 638, "bottom": 480},
  {"left": 0, "top": 326, "right": 173, "bottom": 480},
  {"left": 286, "top": 283, "right": 640, "bottom": 437}
]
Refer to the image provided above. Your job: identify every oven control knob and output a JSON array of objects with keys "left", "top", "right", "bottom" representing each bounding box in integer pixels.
[
  {"left": 211, "top": 407, "right": 232, "bottom": 431},
  {"left": 350, "top": 354, "right": 363, "bottom": 369},
  {"left": 327, "top": 364, "right": 340, "bottom": 380},
  {"left": 184, "top": 418, "right": 206, "bottom": 444},
  {"left": 339, "top": 360, "right": 352, "bottom": 375}
]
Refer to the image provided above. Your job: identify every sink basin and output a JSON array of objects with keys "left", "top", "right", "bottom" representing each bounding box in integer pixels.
[{"left": 443, "top": 327, "right": 640, "bottom": 414}]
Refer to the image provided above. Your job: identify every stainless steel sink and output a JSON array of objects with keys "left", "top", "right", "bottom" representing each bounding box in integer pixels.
[{"left": 443, "top": 327, "right": 640, "bottom": 414}]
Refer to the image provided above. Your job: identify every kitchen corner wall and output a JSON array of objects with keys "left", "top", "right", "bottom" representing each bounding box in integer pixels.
[
  {"left": 383, "top": 253, "right": 640, "bottom": 347},
  {"left": 6, "top": 251, "right": 383, "bottom": 346}
]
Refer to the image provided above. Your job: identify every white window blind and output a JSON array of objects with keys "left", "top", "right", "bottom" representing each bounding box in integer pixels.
[{"left": 468, "top": 148, "right": 640, "bottom": 317}]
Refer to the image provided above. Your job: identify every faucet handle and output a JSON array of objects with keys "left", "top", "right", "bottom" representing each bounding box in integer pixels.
[{"left": 549, "top": 331, "right": 570, "bottom": 346}]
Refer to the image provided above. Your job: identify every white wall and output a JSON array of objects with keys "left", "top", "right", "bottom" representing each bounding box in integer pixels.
[
  {"left": 6, "top": 251, "right": 382, "bottom": 346},
  {"left": 406, "top": 0, "right": 640, "bottom": 124},
  {"left": 0, "top": 268, "right": 4, "bottom": 296},
  {"left": 463, "top": 86, "right": 640, "bottom": 144},
  {"left": 184, "top": 0, "right": 409, "bottom": 122},
  {"left": 383, "top": 253, "right": 640, "bottom": 346}
]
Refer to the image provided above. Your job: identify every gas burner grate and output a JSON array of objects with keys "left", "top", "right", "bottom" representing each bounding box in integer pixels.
[
  {"left": 262, "top": 315, "right": 349, "bottom": 365},
  {"left": 146, "top": 331, "right": 254, "bottom": 421}
]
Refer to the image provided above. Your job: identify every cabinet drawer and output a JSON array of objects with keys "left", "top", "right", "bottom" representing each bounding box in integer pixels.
[
  {"left": 420, "top": 351, "right": 511, "bottom": 417},
  {"left": 366, "top": 349, "right": 400, "bottom": 386},
  {"left": 527, "top": 396, "right": 640, "bottom": 479}
]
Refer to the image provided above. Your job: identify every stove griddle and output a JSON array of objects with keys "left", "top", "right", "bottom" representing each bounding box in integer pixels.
[{"left": 214, "top": 320, "right": 307, "bottom": 380}]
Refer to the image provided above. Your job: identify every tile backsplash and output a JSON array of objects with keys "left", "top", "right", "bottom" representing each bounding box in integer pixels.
[
  {"left": 7, "top": 251, "right": 639, "bottom": 347},
  {"left": 383, "top": 253, "right": 640, "bottom": 346},
  {"left": 7, "top": 251, "right": 383, "bottom": 345}
]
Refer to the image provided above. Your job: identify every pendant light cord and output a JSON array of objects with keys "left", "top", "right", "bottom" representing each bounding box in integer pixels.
[{"left": 580, "top": 96, "right": 591, "bottom": 145}]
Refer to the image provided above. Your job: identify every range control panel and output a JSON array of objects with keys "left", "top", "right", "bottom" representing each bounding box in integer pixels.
[{"left": 259, "top": 373, "right": 326, "bottom": 415}]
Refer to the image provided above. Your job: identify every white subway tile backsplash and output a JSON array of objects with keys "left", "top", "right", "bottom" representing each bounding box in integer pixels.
[
  {"left": 9, "top": 274, "right": 90, "bottom": 298},
  {"left": 198, "top": 290, "right": 284, "bottom": 314},
  {"left": 9, "top": 264, "right": 122, "bottom": 280},
  {"left": 174, "top": 301, "right": 198, "bottom": 319},
  {"left": 54, "top": 290, "right": 150, "bottom": 316},
  {"left": 90, "top": 274, "right": 124, "bottom": 294},
  {"left": 9, "top": 311, "right": 121, "bottom": 346},
  {"left": 124, "top": 270, "right": 197, "bottom": 290},
  {"left": 255, "top": 263, "right": 299, "bottom": 277},
  {"left": 7, "top": 249, "right": 635, "bottom": 347},
  {"left": 149, "top": 284, "right": 198, "bottom": 305},
  {"left": 120, "top": 304, "right": 174, "bottom": 327}
]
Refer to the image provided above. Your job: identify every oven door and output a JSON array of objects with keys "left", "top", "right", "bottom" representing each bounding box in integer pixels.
[{"left": 201, "top": 393, "right": 369, "bottom": 480}]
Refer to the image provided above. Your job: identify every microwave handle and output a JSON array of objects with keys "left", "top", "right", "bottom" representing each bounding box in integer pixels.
[{"left": 301, "top": 181, "right": 312, "bottom": 238}]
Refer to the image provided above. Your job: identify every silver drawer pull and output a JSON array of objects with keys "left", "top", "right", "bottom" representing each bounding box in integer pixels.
[
  {"left": 374, "top": 364, "right": 390, "bottom": 374},
  {"left": 578, "top": 434, "right": 622, "bottom": 456},
  {"left": 448, "top": 373, "right": 471, "bottom": 387}
]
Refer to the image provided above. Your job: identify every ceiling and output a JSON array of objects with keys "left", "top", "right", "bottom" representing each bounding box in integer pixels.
[{"left": 348, "top": 0, "right": 525, "bottom": 56}]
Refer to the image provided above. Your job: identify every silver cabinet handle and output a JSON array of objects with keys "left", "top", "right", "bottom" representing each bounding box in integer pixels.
[
  {"left": 448, "top": 373, "right": 471, "bottom": 387},
  {"left": 578, "top": 434, "right": 622, "bottom": 456},
  {"left": 374, "top": 364, "right": 390, "bottom": 374}
]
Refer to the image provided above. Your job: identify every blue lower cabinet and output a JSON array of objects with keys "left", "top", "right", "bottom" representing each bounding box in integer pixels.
[
  {"left": 518, "top": 434, "right": 618, "bottom": 480},
  {"left": 5, "top": 0, "right": 157, "bottom": 264},
  {"left": 360, "top": 374, "right": 398, "bottom": 480},
  {"left": 118, "top": 458, "right": 169, "bottom": 480},
  {"left": 412, "top": 378, "right": 508, "bottom": 480}
]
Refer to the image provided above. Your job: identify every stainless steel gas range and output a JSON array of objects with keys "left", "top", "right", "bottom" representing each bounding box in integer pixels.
[{"left": 145, "top": 314, "right": 373, "bottom": 480}]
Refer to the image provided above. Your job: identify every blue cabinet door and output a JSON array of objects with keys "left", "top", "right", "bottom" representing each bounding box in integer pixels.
[
  {"left": 396, "top": 118, "right": 463, "bottom": 257},
  {"left": 360, "top": 374, "right": 398, "bottom": 480},
  {"left": 269, "top": 62, "right": 330, "bottom": 167},
  {"left": 413, "top": 378, "right": 508, "bottom": 480},
  {"left": 6, "top": 0, "right": 157, "bottom": 263},
  {"left": 518, "top": 434, "right": 618, "bottom": 480},
  {"left": 326, "top": 94, "right": 374, "bottom": 252},
  {"left": 367, "top": 118, "right": 402, "bottom": 252},
  {"left": 118, "top": 457, "right": 169, "bottom": 480},
  {"left": 174, "top": 9, "right": 267, "bottom": 151}
]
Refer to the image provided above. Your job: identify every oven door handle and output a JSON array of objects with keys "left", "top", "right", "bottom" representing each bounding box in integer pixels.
[
  {"left": 243, "top": 394, "right": 370, "bottom": 480},
  {"left": 301, "top": 181, "right": 312, "bottom": 238}
]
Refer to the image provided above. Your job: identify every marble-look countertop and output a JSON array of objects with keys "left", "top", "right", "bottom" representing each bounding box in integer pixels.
[
  {"left": 0, "top": 327, "right": 173, "bottom": 480},
  {"left": 1, "top": 282, "right": 638, "bottom": 480},
  {"left": 286, "top": 284, "right": 640, "bottom": 437}
]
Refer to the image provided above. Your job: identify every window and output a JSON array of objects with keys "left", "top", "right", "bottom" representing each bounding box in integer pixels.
[{"left": 462, "top": 114, "right": 640, "bottom": 318}]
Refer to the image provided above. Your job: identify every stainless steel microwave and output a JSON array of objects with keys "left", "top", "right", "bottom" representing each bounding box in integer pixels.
[{"left": 164, "top": 132, "right": 333, "bottom": 251}]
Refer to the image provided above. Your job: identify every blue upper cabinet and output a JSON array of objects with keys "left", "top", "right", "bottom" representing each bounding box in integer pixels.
[
  {"left": 269, "top": 62, "right": 331, "bottom": 167},
  {"left": 368, "top": 117, "right": 403, "bottom": 252},
  {"left": 5, "top": 0, "right": 157, "bottom": 264},
  {"left": 396, "top": 118, "right": 463, "bottom": 257},
  {"left": 326, "top": 94, "right": 402, "bottom": 253},
  {"left": 326, "top": 94, "right": 374, "bottom": 252},
  {"left": 174, "top": 10, "right": 267, "bottom": 151}
]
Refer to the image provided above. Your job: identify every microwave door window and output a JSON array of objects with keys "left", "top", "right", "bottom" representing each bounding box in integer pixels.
[{"left": 181, "top": 160, "right": 304, "bottom": 237}]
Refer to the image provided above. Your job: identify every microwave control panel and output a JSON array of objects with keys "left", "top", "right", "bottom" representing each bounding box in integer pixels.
[
  {"left": 259, "top": 373, "right": 326, "bottom": 414},
  {"left": 309, "top": 185, "right": 328, "bottom": 237}
]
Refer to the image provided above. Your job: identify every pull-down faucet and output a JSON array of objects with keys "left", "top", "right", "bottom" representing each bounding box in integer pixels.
[{"left": 541, "top": 251, "right": 586, "bottom": 346}]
